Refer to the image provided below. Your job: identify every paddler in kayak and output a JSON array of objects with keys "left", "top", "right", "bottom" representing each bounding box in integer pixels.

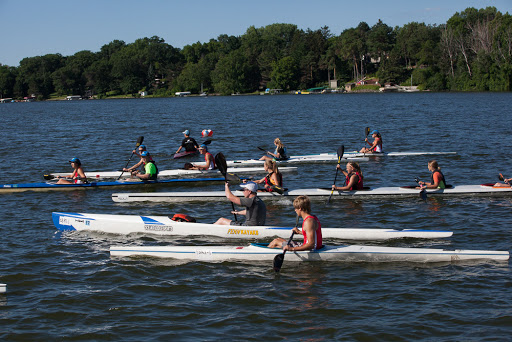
[
  {"left": 130, "top": 151, "right": 158, "bottom": 180},
  {"left": 268, "top": 195, "right": 322, "bottom": 251},
  {"left": 417, "top": 160, "right": 446, "bottom": 189},
  {"left": 214, "top": 181, "right": 267, "bottom": 226},
  {"left": 331, "top": 162, "right": 364, "bottom": 191},
  {"left": 494, "top": 174, "right": 512, "bottom": 187},
  {"left": 189, "top": 144, "right": 215, "bottom": 170},
  {"left": 175, "top": 129, "right": 199, "bottom": 154},
  {"left": 360, "top": 130, "right": 383, "bottom": 153},
  {"left": 260, "top": 138, "right": 288, "bottom": 161},
  {"left": 252, "top": 159, "right": 283, "bottom": 192},
  {"left": 56, "top": 157, "right": 88, "bottom": 184},
  {"left": 123, "top": 144, "right": 153, "bottom": 173}
]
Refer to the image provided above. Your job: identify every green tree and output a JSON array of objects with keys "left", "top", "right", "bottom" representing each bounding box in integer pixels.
[{"left": 269, "top": 56, "right": 299, "bottom": 90}]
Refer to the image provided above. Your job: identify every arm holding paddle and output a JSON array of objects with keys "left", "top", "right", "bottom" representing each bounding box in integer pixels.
[{"left": 494, "top": 173, "right": 512, "bottom": 187}]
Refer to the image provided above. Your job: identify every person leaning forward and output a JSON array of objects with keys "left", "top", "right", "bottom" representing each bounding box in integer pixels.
[{"left": 214, "top": 181, "right": 266, "bottom": 226}]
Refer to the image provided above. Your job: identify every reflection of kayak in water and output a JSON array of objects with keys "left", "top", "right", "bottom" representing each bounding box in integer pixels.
[{"left": 173, "top": 150, "right": 199, "bottom": 159}]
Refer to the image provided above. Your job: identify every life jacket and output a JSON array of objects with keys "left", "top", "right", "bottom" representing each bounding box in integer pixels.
[
  {"left": 72, "top": 168, "right": 88, "bottom": 184},
  {"left": 345, "top": 172, "right": 364, "bottom": 190},
  {"left": 302, "top": 215, "right": 322, "bottom": 250},
  {"left": 171, "top": 213, "right": 196, "bottom": 222},
  {"left": 264, "top": 172, "right": 283, "bottom": 191},
  {"left": 144, "top": 160, "right": 159, "bottom": 179},
  {"left": 371, "top": 137, "right": 383, "bottom": 153},
  {"left": 205, "top": 152, "right": 216, "bottom": 170},
  {"left": 430, "top": 169, "right": 446, "bottom": 189}
]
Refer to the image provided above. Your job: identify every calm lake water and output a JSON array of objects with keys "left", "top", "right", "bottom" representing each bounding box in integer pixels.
[{"left": 0, "top": 93, "right": 512, "bottom": 340}]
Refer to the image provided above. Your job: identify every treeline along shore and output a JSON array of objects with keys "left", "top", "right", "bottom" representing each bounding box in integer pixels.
[{"left": 0, "top": 6, "right": 511, "bottom": 100}]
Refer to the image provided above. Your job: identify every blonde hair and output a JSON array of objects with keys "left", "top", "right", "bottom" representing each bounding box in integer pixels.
[
  {"left": 293, "top": 195, "right": 311, "bottom": 213},
  {"left": 274, "top": 138, "right": 285, "bottom": 149},
  {"left": 428, "top": 160, "right": 440, "bottom": 170},
  {"left": 348, "top": 162, "right": 363, "bottom": 177},
  {"left": 264, "top": 159, "right": 279, "bottom": 173}
]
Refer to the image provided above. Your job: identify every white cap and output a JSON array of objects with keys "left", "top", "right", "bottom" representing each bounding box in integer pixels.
[
  {"left": 240, "top": 181, "right": 258, "bottom": 193},
  {"left": 183, "top": 129, "right": 190, "bottom": 135}
]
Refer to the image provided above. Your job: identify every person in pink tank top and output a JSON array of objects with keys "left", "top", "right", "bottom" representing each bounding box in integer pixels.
[{"left": 268, "top": 195, "right": 323, "bottom": 251}]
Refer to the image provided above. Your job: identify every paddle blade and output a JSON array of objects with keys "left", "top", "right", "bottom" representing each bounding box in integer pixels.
[
  {"left": 273, "top": 253, "right": 285, "bottom": 272},
  {"left": 214, "top": 153, "right": 228, "bottom": 176},
  {"left": 203, "top": 140, "right": 212, "bottom": 145},
  {"left": 270, "top": 185, "right": 286, "bottom": 195},
  {"left": 184, "top": 162, "right": 194, "bottom": 170},
  {"left": 225, "top": 172, "right": 241, "bottom": 185},
  {"left": 135, "top": 136, "right": 144, "bottom": 147},
  {"left": 419, "top": 189, "right": 427, "bottom": 201},
  {"left": 257, "top": 146, "right": 267, "bottom": 152},
  {"left": 337, "top": 145, "right": 345, "bottom": 161},
  {"left": 43, "top": 174, "right": 55, "bottom": 180},
  {"left": 499, "top": 173, "right": 504, "bottom": 181},
  {"left": 365, "top": 127, "right": 370, "bottom": 137}
]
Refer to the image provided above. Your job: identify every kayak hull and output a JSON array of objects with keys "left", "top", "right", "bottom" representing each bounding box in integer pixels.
[
  {"left": 0, "top": 177, "right": 228, "bottom": 193},
  {"left": 47, "top": 166, "right": 297, "bottom": 180},
  {"left": 110, "top": 243, "right": 509, "bottom": 263},
  {"left": 173, "top": 150, "right": 199, "bottom": 159},
  {"left": 52, "top": 212, "right": 453, "bottom": 240},
  {"left": 218, "top": 151, "right": 457, "bottom": 167},
  {"left": 111, "top": 184, "right": 512, "bottom": 202}
]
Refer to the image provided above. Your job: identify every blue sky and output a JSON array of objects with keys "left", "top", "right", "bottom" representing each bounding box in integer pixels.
[{"left": 1, "top": 0, "right": 510, "bottom": 67}]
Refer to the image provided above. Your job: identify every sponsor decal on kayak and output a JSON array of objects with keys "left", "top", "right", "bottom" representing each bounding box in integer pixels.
[
  {"left": 227, "top": 228, "right": 259, "bottom": 236},
  {"left": 195, "top": 250, "right": 212, "bottom": 257},
  {"left": 144, "top": 224, "right": 173, "bottom": 232},
  {"left": 59, "top": 216, "right": 71, "bottom": 226}
]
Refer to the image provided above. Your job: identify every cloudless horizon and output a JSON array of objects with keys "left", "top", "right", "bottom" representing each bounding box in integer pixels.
[{"left": 1, "top": 0, "right": 510, "bottom": 67}]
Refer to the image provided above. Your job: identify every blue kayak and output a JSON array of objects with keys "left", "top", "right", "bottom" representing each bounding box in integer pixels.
[{"left": 0, "top": 177, "right": 227, "bottom": 193}]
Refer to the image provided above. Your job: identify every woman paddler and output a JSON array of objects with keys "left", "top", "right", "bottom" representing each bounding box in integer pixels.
[
  {"left": 56, "top": 157, "right": 87, "bottom": 184},
  {"left": 260, "top": 138, "right": 288, "bottom": 161},
  {"left": 360, "top": 130, "right": 383, "bottom": 153},
  {"left": 268, "top": 195, "right": 323, "bottom": 251},
  {"left": 252, "top": 160, "right": 283, "bottom": 192},
  {"left": 417, "top": 160, "right": 447, "bottom": 189},
  {"left": 331, "top": 162, "right": 364, "bottom": 191},
  {"left": 189, "top": 144, "right": 215, "bottom": 170}
]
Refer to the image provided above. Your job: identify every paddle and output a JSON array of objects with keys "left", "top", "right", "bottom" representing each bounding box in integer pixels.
[
  {"left": 415, "top": 177, "right": 428, "bottom": 200},
  {"left": 117, "top": 136, "right": 144, "bottom": 180},
  {"left": 327, "top": 145, "right": 345, "bottom": 204},
  {"left": 499, "top": 173, "right": 511, "bottom": 186},
  {"left": 363, "top": 127, "right": 370, "bottom": 156},
  {"left": 273, "top": 214, "right": 300, "bottom": 272},
  {"left": 215, "top": 152, "right": 238, "bottom": 222}
]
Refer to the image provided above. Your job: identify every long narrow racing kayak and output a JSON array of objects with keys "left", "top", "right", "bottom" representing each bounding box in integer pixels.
[
  {"left": 52, "top": 212, "right": 453, "bottom": 240},
  {"left": 215, "top": 151, "right": 457, "bottom": 167},
  {"left": 110, "top": 243, "right": 509, "bottom": 263},
  {"left": 0, "top": 283, "right": 5, "bottom": 294},
  {"left": 0, "top": 177, "right": 228, "bottom": 193},
  {"left": 111, "top": 184, "right": 512, "bottom": 203},
  {"left": 47, "top": 166, "right": 298, "bottom": 180},
  {"left": 196, "top": 154, "right": 370, "bottom": 167}
]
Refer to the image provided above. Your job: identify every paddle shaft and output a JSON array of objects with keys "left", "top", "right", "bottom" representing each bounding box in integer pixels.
[
  {"left": 327, "top": 145, "right": 345, "bottom": 204},
  {"left": 215, "top": 153, "right": 237, "bottom": 221},
  {"left": 117, "top": 137, "right": 144, "bottom": 180},
  {"left": 273, "top": 214, "right": 299, "bottom": 272}
]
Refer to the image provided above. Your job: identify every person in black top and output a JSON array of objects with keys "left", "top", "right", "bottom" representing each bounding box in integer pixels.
[{"left": 175, "top": 129, "right": 199, "bottom": 154}]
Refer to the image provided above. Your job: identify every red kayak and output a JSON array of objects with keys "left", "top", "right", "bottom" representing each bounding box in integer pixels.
[{"left": 173, "top": 150, "right": 199, "bottom": 159}]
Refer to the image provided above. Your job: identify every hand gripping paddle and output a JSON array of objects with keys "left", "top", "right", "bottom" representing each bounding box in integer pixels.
[
  {"left": 273, "top": 214, "right": 299, "bottom": 272},
  {"left": 327, "top": 145, "right": 345, "bottom": 204},
  {"left": 215, "top": 152, "right": 240, "bottom": 221},
  {"left": 117, "top": 136, "right": 144, "bottom": 180}
]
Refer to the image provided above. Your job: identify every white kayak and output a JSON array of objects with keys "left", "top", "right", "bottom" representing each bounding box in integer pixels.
[
  {"left": 111, "top": 184, "right": 512, "bottom": 203},
  {"left": 47, "top": 166, "right": 298, "bottom": 180},
  {"left": 51, "top": 212, "right": 453, "bottom": 240},
  {"left": 110, "top": 243, "right": 509, "bottom": 263},
  {"left": 196, "top": 155, "right": 370, "bottom": 167},
  {"left": 214, "top": 151, "right": 457, "bottom": 167},
  {"left": 0, "top": 283, "right": 5, "bottom": 294}
]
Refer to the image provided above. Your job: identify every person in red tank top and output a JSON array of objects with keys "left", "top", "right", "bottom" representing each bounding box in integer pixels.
[
  {"left": 268, "top": 195, "right": 322, "bottom": 251},
  {"left": 331, "top": 162, "right": 364, "bottom": 191}
]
